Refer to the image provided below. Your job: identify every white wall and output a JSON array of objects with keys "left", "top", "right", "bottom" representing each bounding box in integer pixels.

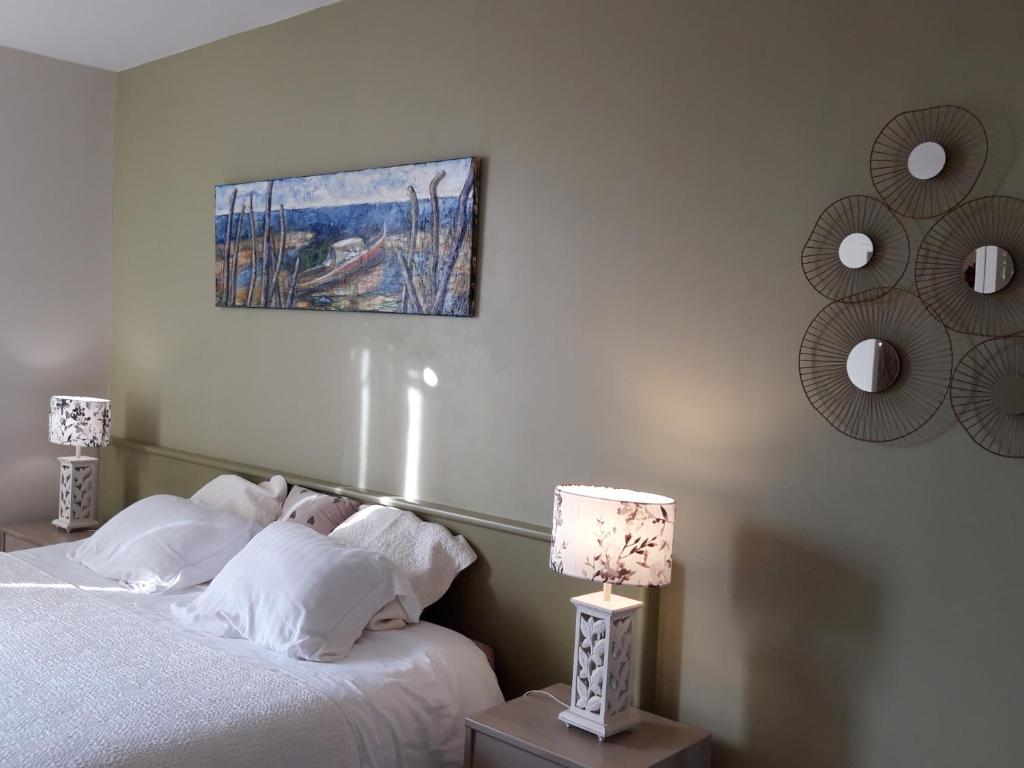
[{"left": 0, "top": 46, "right": 114, "bottom": 523}]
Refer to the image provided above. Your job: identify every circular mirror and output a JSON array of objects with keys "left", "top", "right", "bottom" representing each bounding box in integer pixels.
[
  {"left": 962, "top": 245, "right": 1015, "bottom": 294},
  {"left": 838, "top": 232, "right": 874, "bottom": 269},
  {"left": 992, "top": 374, "right": 1024, "bottom": 415},
  {"left": 846, "top": 338, "right": 901, "bottom": 393},
  {"left": 907, "top": 141, "right": 947, "bottom": 180}
]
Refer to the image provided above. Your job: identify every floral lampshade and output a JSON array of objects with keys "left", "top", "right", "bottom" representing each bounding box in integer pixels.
[
  {"left": 48, "top": 396, "right": 111, "bottom": 448},
  {"left": 549, "top": 485, "right": 675, "bottom": 587}
]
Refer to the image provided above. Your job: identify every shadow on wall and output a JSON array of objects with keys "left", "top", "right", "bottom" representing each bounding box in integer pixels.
[
  {"left": 720, "top": 524, "right": 882, "bottom": 768},
  {"left": 973, "top": 107, "right": 1018, "bottom": 198},
  {"left": 654, "top": 563, "right": 686, "bottom": 717},
  {"left": 120, "top": 390, "right": 162, "bottom": 505},
  {"left": 123, "top": 388, "right": 161, "bottom": 446}
]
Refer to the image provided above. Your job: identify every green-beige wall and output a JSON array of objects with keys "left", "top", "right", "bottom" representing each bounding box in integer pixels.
[{"left": 110, "top": 2, "right": 1024, "bottom": 765}]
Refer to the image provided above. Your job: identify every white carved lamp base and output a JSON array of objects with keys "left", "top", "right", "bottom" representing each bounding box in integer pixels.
[
  {"left": 559, "top": 590, "right": 642, "bottom": 740},
  {"left": 53, "top": 456, "right": 100, "bottom": 531}
]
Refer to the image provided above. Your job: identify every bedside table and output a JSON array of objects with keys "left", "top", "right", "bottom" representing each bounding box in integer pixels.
[
  {"left": 464, "top": 683, "right": 711, "bottom": 768},
  {"left": 0, "top": 520, "right": 95, "bottom": 553}
]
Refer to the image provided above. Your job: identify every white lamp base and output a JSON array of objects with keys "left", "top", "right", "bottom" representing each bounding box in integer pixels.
[
  {"left": 52, "top": 517, "right": 101, "bottom": 532},
  {"left": 53, "top": 455, "right": 100, "bottom": 531},
  {"left": 558, "top": 705, "right": 638, "bottom": 740},
  {"left": 560, "top": 589, "right": 642, "bottom": 740}
]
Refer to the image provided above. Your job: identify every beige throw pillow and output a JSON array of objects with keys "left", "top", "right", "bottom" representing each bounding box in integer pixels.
[{"left": 278, "top": 485, "right": 360, "bottom": 535}]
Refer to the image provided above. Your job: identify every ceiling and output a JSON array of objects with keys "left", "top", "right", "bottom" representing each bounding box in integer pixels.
[{"left": 0, "top": 0, "right": 339, "bottom": 71}]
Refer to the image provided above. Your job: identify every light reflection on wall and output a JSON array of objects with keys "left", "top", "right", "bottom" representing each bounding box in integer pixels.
[
  {"left": 401, "top": 367, "right": 440, "bottom": 500},
  {"left": 357, "top": 348, "right": 371, "bottom": 489},
  {"left": 404, "top": 385, "right": 423, "bottom": 500}
]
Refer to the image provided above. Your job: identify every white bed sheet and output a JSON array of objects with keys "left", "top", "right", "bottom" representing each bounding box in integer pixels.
[{"left": 13, "top": 542, "right": 503, "bottom": 768}]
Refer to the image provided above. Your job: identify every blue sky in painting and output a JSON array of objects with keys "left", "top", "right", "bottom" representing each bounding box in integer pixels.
[{"left": 214, "top": 157, "right": 472, "bottom": 215}]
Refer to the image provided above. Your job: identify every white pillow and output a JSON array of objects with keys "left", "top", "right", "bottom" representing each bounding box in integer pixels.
[
  {"left": 191, "top": 474, "right": 287, "bottom": 527},
  {"left": 70, "top": 495, "right": 262, "bottom": 593},
  {"left": 173, "top": 522, "right": 418, "bottom": 661},
  {"left": 328, "top": 505, "right": 476, "bottom": 629}
]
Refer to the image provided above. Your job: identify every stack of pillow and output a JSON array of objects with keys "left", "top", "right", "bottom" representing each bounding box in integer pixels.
[{"left": 70, "top": 474, "right": 476, "bottom": 661}]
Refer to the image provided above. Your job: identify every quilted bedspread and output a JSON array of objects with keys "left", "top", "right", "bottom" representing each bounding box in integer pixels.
[{"left": 0, "top": 555, "right": 356, "bottom": 768}]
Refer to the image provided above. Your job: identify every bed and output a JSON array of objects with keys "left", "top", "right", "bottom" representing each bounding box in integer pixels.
[
  {"left": 1, "top": 541, "right": 503, "bottom": 768},
  {"left": 100, "top": 438, "right": 662, "bottom": 707}
]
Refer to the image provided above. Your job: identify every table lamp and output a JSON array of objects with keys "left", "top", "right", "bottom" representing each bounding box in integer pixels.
[
  {"left": 48, "top": 396, "right": 111, "bottom": 531},
  {"left": 549, "top": 484, "right": 675, "bottom": 739}
]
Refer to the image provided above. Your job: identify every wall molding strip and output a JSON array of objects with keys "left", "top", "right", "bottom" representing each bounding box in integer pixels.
[{"left": 109, "top": 437, "right": 552, "bottom": 542}]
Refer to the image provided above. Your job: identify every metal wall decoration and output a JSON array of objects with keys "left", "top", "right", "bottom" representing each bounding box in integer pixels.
[
  {"left": 915, "top": 196, "right": 1024, "bottom": 336},
  {"left": 869, "top": 105, "right": 988, "bottom": 219},
  {"left": 950, "top": 337, "right": 1024, "bottom": 457},
  {"left": 799, "top": 289, "right": 952, "bottom": 442},
  {"left": 801, "top": 195, "right": 909, "bottom": 302},
  {"left": 800, "top": 103, "right": 1024, "bottom": 456}
]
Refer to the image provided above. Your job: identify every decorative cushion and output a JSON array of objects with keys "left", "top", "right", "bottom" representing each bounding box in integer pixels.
[
  {"left": 173, "top": 522, "right": 419, "bottom": 661},
  {"left": 277, "top": 485, "right": 360, "bottom": 534},
  {"left": 70, "top": 495, "right": 262, "bottom": 593},
  {"left": 191, "top": 474, "right": 288, "bottom": 527},
  {"left": 329, "top": 505, "right": 476, "bottom": 629}
]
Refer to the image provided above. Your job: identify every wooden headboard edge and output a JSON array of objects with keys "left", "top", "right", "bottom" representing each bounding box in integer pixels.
[{"left": 110, "top": 437, "right": 551, "bottom": 542}]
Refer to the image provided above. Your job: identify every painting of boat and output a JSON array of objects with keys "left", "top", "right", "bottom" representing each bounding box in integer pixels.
[
  {"left": 214, "top": 157, "right": 479, "bottom": 315},
  {"left": 297, "top": 229, "right": 387, "bottom": 294}
]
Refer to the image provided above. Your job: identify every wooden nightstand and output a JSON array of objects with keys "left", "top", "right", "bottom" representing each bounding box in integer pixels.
[
  {"left": 465, "top": 683, "right": 710, "bottom": 768},
  {"left": 0, "top": 520, "right": 95, "bottom": 553}
]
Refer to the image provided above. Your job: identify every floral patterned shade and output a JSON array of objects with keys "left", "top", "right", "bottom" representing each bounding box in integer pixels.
[
  {"left": 48, "top": 396, "right": 111, "bottom": 448},
  {"left": 550, "top": 485, "right": 675, "bottom": 588}
]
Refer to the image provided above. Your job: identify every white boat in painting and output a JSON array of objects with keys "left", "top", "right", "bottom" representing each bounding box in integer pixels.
[{"left": 298, "top": 226, "right": 388, "bottom": 294}]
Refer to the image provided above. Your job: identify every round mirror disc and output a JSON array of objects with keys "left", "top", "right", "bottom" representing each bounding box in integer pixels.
[
  {"left": 847, "top": 338, "right": 901, "bottom": 393},
  {"left": 907, "top": 141, "right": 947, "bottom": 180},
  {"left": 962, "top": 245, "right": 1015, "bottom": 294},
  {"left": 838, "top": 232, "right": 874, "bottom": 269}
]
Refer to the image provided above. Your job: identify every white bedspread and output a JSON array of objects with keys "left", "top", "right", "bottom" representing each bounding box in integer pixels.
[
  {"left": 3, "top": 544, "right": 503, "bottom": 768},
  {"left": 0, "top": 554, "right": 356, "bottom": 767}
]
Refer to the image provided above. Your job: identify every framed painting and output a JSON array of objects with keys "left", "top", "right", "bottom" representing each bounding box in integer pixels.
[{"left": 214, "top": 157, "right": 479, "bottom": 315}]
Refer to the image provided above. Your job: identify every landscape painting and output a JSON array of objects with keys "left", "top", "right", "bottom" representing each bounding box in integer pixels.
[{"left": 214, "top": 157, "right": 479, "bottom": 315}]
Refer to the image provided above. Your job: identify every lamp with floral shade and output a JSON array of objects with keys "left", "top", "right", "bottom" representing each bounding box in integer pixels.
[
  {"left": 48, "top": 396, "right": 111, "bottom": 531},
  {"left": 549, "top": 484, "right": 675, "bottom": 739}
]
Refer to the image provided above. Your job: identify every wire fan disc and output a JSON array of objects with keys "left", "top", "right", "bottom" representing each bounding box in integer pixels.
[
  {"left": 915, "top": 196, "right": 1024, "bottom": 336},
  {"left": 951, "top": 336, "right": 1024, "bottom": 458},
  {"left": 799, "top": 289, "right": 952, "bottom": 441},
  {"left": 870, "top": 105, "right": 987, "bottom": 219},
  {"left": 801, "top": 195, "right": 909, "bottom": 302}
]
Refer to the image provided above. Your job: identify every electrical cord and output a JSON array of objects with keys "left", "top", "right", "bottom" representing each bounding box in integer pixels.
[{"left": 524, "top": 689, "right": 569, "bottom": 707}]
